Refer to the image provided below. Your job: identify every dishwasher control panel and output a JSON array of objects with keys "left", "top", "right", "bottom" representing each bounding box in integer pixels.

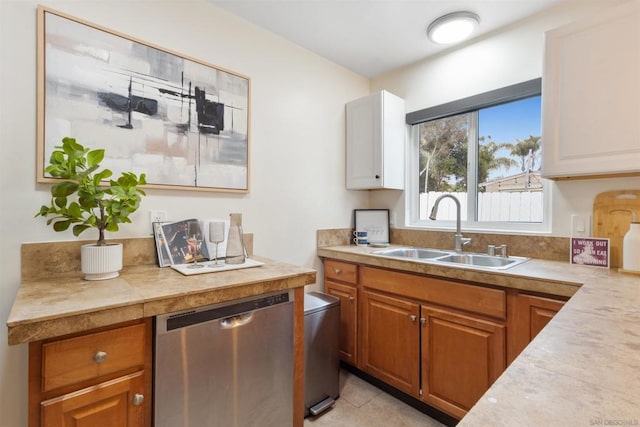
[{"left": 156, "top": 290, "right": 293, "bottom": 333}]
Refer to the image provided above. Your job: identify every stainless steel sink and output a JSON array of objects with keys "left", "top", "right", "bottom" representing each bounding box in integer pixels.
[
  {"left": 373, "top": 248, "right": 450, "bottom": 259},
  {"left": 372, "top": 247, "right": 529, "bottom": 270},
  {"left": 435, "top": 253, "right": 528, "bottom": 269}
]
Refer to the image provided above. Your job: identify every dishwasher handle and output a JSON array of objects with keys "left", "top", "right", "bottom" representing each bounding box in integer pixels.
[{"left": 219, "top": 312, "right": 254, "bottom": 329}]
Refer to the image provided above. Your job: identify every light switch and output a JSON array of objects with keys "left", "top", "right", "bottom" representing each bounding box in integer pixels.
[{"left": 571, "top": 214, "right": 591, "bottom": 237}]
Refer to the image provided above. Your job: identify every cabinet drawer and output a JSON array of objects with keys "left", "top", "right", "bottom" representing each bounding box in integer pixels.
[
  {"left": 324, "top": 260, "right": 358, "bottom": 284},
  {"left": 42, "top": 323, "right": 146, "bottom": 392}
]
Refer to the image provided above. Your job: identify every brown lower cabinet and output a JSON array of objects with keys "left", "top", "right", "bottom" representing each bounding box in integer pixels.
[
  {"left": 40, "top": 372, "right": 145, "bottom": 426},
  {"left": 325, "top": 280, "right": 358, "bottom": 365},
  {"left": 324, "top": 259, "right": 359, "bottom": 366},
  {"left": 507, "top": 291, "right": 566, "bottom": 364},
  {"left": 323, "top": 259, "right": 566, "bottom": 420},
  {"left": 420, "top": 306, "right": 505, "bottom": 419},
  {"left": 29, "top": 319, "right": 152, "bottom": 427},
  {"left": 360, "top": 290, "right": 420, "bottom": 396}
]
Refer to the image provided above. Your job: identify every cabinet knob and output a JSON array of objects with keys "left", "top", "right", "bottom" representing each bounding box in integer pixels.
[
  {"left": 348, "top": 296, "right": 355, "bottom": 302},
  {"left": 93, "top": 351, "right": 107, "bottom": 364},
  {"left": 132, "top": 393, "right": 145, "bottom": 406},
  {"left": 420, "top": 317, "right": 426, "bottom": 325},
  {"left": 410, "top": 315, "right": 417, "bottom": 322},
  {"left": 334, "top": 269, "right": 341, "bottom": 274},
  {"left": 375, "top": 174, "right": 380, "bottom": 179}
]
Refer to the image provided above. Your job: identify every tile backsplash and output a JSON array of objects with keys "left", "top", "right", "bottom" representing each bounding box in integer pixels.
[
  {"left": 21, "top": 234, "right": 253, "bottom": 281},
  {"left": 317, "top": 228, "right": 569, "bottom": 262}
]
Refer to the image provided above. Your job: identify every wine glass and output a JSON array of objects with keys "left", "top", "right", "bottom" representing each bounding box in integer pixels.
[
  {"left": 186, "top": 221, "right": 205, "bottom": 269},
  {"left": 208, "top": 220, "right": 226, "bottom": 268}
]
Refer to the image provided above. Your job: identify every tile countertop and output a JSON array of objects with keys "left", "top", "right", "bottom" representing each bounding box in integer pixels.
[
  {"left": 7, "top": 256, "right": 316, "bottom": 345},
  {"left": 318, "top": 245, "right": 640, "bottom": 426}
]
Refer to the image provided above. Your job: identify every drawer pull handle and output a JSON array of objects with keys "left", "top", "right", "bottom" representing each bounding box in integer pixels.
[
  {"left": 334, "top": 269, "right": 341, "bottom": 274},
  {"left": 410, "top": 315, "right": 417, "bottom": 322},
  {"left": 348, "top": 296, "right": 355, "bottom": 302},
  {"left": 132, "top": 393, "right": 144, "bottom": 406},
  {"left": 93, "top": 351, "right": 107, "bottom": 364}
]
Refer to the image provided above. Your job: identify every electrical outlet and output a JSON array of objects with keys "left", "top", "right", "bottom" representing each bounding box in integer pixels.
[{"left": 150, "top": 210, "right": 167, "bottom": 224}]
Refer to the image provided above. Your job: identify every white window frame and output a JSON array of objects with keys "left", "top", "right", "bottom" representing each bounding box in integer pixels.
[{"left": 406, "top": 79, "right": 552, "bottom": 234}]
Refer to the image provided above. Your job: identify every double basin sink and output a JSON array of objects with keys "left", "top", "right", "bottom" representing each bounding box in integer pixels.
[{"left": 372, "top": 247, "right": 529, "bottom": 270}]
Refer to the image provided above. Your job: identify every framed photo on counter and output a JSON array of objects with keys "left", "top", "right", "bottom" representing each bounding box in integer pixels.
[
  {"left": 154, "top": 219, "right": 210, "bottom": 266},
  {"left": 354, "top": 209, "right": 390, "bottom": 244}
]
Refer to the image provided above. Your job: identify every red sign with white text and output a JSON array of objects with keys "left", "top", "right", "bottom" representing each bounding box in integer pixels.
[{"left": 570, "top": 238, "right": 610, "bottom": 268}]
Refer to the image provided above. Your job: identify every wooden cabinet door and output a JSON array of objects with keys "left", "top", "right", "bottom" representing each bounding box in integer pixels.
[
  {"left": 325, "top": 280, "right": 358, "bottom": 365},
  {"left": 360, "top": 290, "right": 420, "bottom": 396},
  {"left": 41, "top": 371, "right": 145, "bottom": 427},
  {"left": 507, "top": 293, "right": 565, "bottom": 364},
  {"left": 421, "top": 306, "right": 505, "bottom": 419}
]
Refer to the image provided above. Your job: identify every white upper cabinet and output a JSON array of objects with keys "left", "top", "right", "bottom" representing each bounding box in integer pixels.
[
  {"left": 542, "top": 0, "right": 640, "bottom": 179},
  {"left": 346, "top": 90, "right": 405, "bottom": 190}
]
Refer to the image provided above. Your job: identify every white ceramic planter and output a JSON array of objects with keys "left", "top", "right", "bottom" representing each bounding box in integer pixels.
[{"left": 81, "top": 243, "right": 123, "bottom": 281}]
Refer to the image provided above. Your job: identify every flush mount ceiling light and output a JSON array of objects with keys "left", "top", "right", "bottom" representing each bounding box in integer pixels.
[{"left": 427, "top": 11, "right": 480, "bottom": 44}]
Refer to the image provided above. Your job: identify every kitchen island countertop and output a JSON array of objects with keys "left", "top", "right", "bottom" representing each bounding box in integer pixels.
[{"left": 319, "top": 244, "right": 640, "bottom": 426}]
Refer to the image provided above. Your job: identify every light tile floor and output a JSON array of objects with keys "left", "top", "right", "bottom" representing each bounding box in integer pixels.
[{"left": 304, "top": 370, "right": 446, "bottom": 427}]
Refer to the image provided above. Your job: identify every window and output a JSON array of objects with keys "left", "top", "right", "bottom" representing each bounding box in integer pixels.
[{"left": 407, "top": 79, "right": 549, "bottom": 232}]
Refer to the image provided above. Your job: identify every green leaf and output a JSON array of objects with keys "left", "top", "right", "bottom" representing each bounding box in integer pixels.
[
  {"left": 53, "top": 219, "right": 72, "bottom": 232},
  {"left": 51, "top": 181, "right": 78, "bottom": 197},
  {"left": 68, "top": 202, "right": 82, "bottom": 218},
  {"left": 72, "top": 224, "right": 91, "bottom": 236},
  {"left": 54, "top": 196, "right": 67, "bottom": 209},
  {"left": 106, "top": 222, "right": 119, "bottom": 232},
  {"left": 87, "top": 149, "right": 105, "bottom": 167},
  {"left": 93, "top": 169, "right": 113, "bottom": 186},
  {"left": 61, "top": 137, "right": 82, "bottom": 154},
  {"left": 35, "top": 205, "right": 50, "bottom": 217},
  {"left": 49, "top": 151, "right": 64, "bottom": 165}
]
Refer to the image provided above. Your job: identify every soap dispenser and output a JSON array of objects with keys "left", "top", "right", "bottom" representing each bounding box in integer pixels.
[{"left": 622, "top": 211, "right": 640, "bottom": 273}]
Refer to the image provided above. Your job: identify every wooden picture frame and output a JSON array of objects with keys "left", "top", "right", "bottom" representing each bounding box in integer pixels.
[{"left": 37, "top": 6, "right": 250, "bottom": 192}]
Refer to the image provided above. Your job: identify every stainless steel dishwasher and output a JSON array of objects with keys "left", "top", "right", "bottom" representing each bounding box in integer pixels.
[{"left": 155, "top": 291, "right": 294, "bottom": 427}]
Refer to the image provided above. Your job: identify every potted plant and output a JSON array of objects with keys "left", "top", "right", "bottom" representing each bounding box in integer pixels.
[{"left": 36, "top": 137, "right": 146, "bottom": 280}]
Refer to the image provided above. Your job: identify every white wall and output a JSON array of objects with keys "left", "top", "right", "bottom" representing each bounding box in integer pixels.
[
  {"left": 0, "top": 1, "right": 369, "bottom": 425},
  {"left": 369, "top": 0, "right": 640, "bottom": 236}
]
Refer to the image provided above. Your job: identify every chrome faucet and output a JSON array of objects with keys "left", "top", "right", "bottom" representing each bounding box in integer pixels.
[{"left": 429, "top": 194, "right": 471, "bottom": 252}]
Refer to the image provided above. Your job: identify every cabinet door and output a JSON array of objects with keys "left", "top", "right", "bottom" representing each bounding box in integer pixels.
[
  {"left": 346, "top": 92, "right": 382, "bottom": 189},
  {"left": 325, "top": 280, "right": 358, "bottom": 366},
  {"left": 542, "top": 0, "right": 640, "bottom": 178},
  {"left": 421, "top": 306, "right": 505, "bottom": 419},
  {"left": 346, "top": 91, "right": 404, "bottom": 190},
  {"left": 507, "top": 293, "right": 565, "bottom": 364},
  {"left": 41, "top": 371, "right": 145, "bottom": 427},
  {"left": 360, "top": 290, "right": 420, "bottom": 396}
]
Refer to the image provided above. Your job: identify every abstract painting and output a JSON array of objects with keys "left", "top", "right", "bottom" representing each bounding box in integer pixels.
[{"left": 37, "top": 6, "right": 250, "bottom": 192}]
